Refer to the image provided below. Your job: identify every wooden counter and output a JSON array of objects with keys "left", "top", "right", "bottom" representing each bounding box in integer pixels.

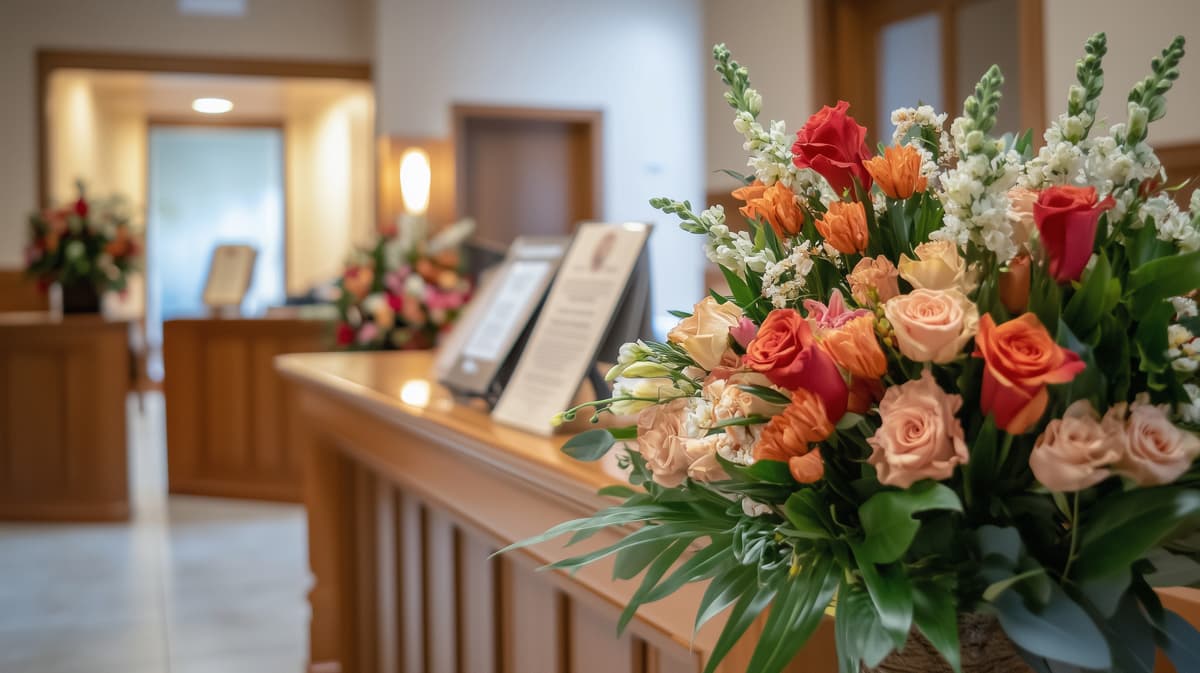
[
  {"left": 0, "top": 312, "right": 130, "bottom": 520},
  {"left": 164, "top": 318, "right": 327, "bottom": 502},
  {"left": 278, "top": 351, "right": 838, "bottom": 673}
]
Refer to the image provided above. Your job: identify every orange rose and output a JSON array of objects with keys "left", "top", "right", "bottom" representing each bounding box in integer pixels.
[
  {"left": 754, "top": 389, "right": 829, "bottom": 484},
  {"left": 848, "top": 256, "right": 900, "bottom": 307},
  {"left": 814, "top": 200, "right": 868, "bottom": 254},
  {"left": 999, "top": 254, "right": 1032, "bottom": 315},
  {"left": 733, "top": 181, "right": 805, "bottom": 238},
  {"left": 744, "top": 309, "right": 848, "bottom": 423},
  {"left": 863, "top": 144, "right": 927, "bottom": 199},
  {"left": 819, "top": 315, "right": 887, "bottom": 379},
  {"left": 973, "top": 313, "right": 1086, "bottom": 434}
]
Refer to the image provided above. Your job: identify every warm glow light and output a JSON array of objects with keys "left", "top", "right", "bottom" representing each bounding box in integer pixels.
[
  {"left": 399, "top": 380, "right": 432, "bottom": 408},
  {"left": 192, "top": 97, "right": 233, "bottom": 114},
  {"left": 398, "top": 147, "right": 432, "bottom": 216}
]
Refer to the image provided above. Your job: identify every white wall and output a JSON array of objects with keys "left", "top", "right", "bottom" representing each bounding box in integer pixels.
[
  {"left": 704, "top": 0, "right": 814, "bottom": 192},
  {"left": 375, "top": 0, "right": 707, "bottom": 329},
  {"left": 1043, "top": 0, "right": 1200, "bottom": 144},
  {"left": 0, "top": 0, "right": 371, "bottom": 267}
]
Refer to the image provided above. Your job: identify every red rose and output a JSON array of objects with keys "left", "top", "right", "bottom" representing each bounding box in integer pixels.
[
  {"left": 74, "top": 197, "right": 88, "bottom": 217},
  {"left": 386, "top": 292, "right": 404, "bottom": 312},
  {"left": 1033, "top": 185, "right": 1114, "bottom": 283},
  {"left": 974, "top": 313, "right": 1086, "bottom": 434},
  {"left": 791, "top": 100, "right": 873, "bottom": 198},
  {"left": 743, "top": 309, "right": 848, "bottom": 423},
  {"left": 335, "top": 322, "right": 355, "bottom": 346}
]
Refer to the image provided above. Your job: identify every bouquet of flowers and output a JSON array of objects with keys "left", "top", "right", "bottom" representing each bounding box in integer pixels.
[
  {"left": 511, "top": 34, "right": 1200, "bottom": 673},
  {"left": 25, "top": 181, "right": 140, "bottom": 294},
  {"left": 333, "top": 216, "right": 474, "bottom": 350}
]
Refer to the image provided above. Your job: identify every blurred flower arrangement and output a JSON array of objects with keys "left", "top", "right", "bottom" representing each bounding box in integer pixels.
[
  {"left": 509, "top": 34, "right": 1200, "bottom": 673},
  {"left": 333, "top": 215, "right": 475, "bottom": 350},
  {"left": 25, "top": 181, "right": 141, "bottom": 296}
]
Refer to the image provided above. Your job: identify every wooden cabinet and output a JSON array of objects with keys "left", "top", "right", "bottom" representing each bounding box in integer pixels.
[
  {"left": 163, "top": 318, "right": 327, "bottom": 502},
  {"left": 278, "top": 351, "right": 839, "bottom": 673},
  {"left": 0, "top": 312, "right": 129, "bottom": 521}
]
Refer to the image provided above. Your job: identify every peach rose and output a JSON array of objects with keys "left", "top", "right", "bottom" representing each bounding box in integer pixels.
[
  {"left": 1006, "top": 186, "right": 1038, "bottom": 251},
  {"left": 819, "top": 315, "right": 887, "bottom": 379},
  {"left": 683, "top": 435, "right": 730, "bottom": 483},
  {"left": 1029, "top": 400, "right": 1124, "bottom": 492},
  {"left": 848, "top": 256, "right": 901, "bottom": 307},
  {"left": 883, "top": 288, "right": 979, "bottom": 364},
  {"left": 867, "top": 369, "right": 969, "bottom": 488},
  {"left": 733, "top": 180, "right": 805, "bottom": 239},
  {"left": 636, "top": 398, "right": 692, "bottom": 487},
  {"left": 1111, "top": 396, "right": 1200, "bottom": 486},
  {"left": 814, "top": 200, "right": 868, "bottom": 254},
  {"left": 668, "top": 296, "right": 743, "bottom": 370},
  {"left": 898, "top": 240, "right": 974, "bottom": 293},
  {"left": 864, "top": 144, "right": 928, "bottom": 199}
]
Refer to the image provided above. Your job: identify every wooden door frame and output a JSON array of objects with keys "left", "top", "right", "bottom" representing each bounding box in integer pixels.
[
  {"left": 450, "top": 104, "right": 605, "bottom": 233},
  {"left": 35, "top": 49, "right": 371, "bottom": 209},
  {"left": 811, "top": 0, "right": 1045, "bottom": 142}
]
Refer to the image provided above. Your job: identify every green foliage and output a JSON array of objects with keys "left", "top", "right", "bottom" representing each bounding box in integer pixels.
[
  {"left": 856, "top": 482, "right": 963, "bottom": 564},
  {"left": 1066, "top": 32, "right": 1108, "bottom": 139},
  {"left": 561, "top": 428, "right": 616, "bottom": 461},
  {"left": 962, "top": 65, "right": 1005, "bottom": 139},
  {"left": 1124, "top": 35, "right": 1186, "bottom": 146}
]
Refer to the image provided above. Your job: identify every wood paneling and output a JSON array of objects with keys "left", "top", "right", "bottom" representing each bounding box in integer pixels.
[
  {"left": 279, "top": 351, "right": 841, "bottom": 673},
  {"left": 163, "top": 318, "right": 325, "bottom": 502},
  {"left": 453, "top": 105, "right": 603, "bottom": 248},
  {"left": 0, "top": 313, "right": 129, "bottom": 521},
  {"left": 1159, "top": 142, "right": 1200, "bottom": 206},
  {"left": 0, "top": 271, "right": 48, "bottom": 313}
]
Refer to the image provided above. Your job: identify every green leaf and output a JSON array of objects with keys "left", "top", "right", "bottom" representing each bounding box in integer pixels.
[
  {"left": 547, "top": 523, "right": 703, "bottom": 572},
  {"left": 694, "top": 566, "right": 756, "bottom": 634},
  {"left": 613, "top": 535, "right": 677, "bottom": 580},
  {"left": 667, "top": 309, "right": 693, "bottom": 319},
  {"left": 702, "top": 580, "right": 778, "bottom": 673},
  {"left": 562, "top": 429, "right": 615, "bottom": 461},
  {"left": 836, "top": 579, "right": 895, "bottom": 670},
  {"left": 1055, "top": 320, "right": 1105, "bottom": 407},
  {"left": 736, "top": 384, "right": 791, "bottom": 406},
  {"left": 597, "top": 484, "right": 636, "bottom": 499},
  {"left": 714, "top": 168, "right": 755, "bottom": 186},
  {"left": 992, "top": 581, "right": 1111, "bottom": 669},
  {"left": 640, "top": 534, "right": 733, "bottom": 604},
  {"left": 705, "top": 414, "right": 770, "bottom": 435},
  {"left": 783, "top": 490, "right": 832, "bottom": 540},
  {"left": 746, "top": 557, "right": 839, "bottom": 673},
  {"left": 717, "top": 454, "right": 795, "bottom": 486},
  {"left": 855, "top": 555, "right": 914, "bottom": 648},
  {"left": 1062, "top": 252, "right": 1115, "bottom": 336},
  {"left": 1134, "top": 298, "right": 1174, "bottom": 376},
  {"left": 617, "top": 537, "right": 693, "bottom": 633},
  {"left": 1127, "top": 250, "right": 1200, "bottom": 316},
  {"left": 608, "top": 425, "right": 638, "bottom": 441},
  {"left": 982, "top": 568, "right": 1048, "bottom": 602},
  {"left": 857, "top": 481, "right": 963, "bottom": 564},
  {"left": 494, "top": 504, "right": 676, "bottom": 556},
  {"left": 1075, "top": 488, "right": 1200, "bottom": 582},
  {"left": 719, "top": 264, "right": 758, "bottom": 312},
  {"left": 913, "top": 580, "right": 962, "bottom": 673}
]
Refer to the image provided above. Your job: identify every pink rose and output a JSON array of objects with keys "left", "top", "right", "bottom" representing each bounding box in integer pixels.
[
  {"left": 635, "top": 398, "right": 693, "bottom": 487},
  {"left": 1029, "top": 400, "right": 1124, "bottom": 492},
  {"left": 867, "top": 370, "right": 969, "bottom": 488},
  {"left": 883, "top": 288, "right": 979, "bottom": 364},
  {"left": 1111, "top": 396, "right": 1200, "bottom": 486}
]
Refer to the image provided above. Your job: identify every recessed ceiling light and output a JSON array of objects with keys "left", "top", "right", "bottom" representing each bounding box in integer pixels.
[{"left": 192, "top": 97, "right": 233, "bottom": 114}]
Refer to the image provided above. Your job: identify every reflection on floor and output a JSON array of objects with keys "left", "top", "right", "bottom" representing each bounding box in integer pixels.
[{"left": 0, "top": 393, "right": 309, "bottom": 673}]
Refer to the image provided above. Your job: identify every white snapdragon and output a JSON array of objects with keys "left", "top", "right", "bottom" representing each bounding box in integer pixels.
[
  {"left": 1172, "top": 296, "right": 1199, "bottom": 320},
  {"left": 1168, "top": 324, "right": 1200, "bottom": 375},
  {"left": 761, "top": 240, "right": 815, "bottom": 309},
  {"left": 702, "top": 207, "right": 775, "bottom": 275},
  {"left": 1138, "top": 195, "right": 1200, "bottom": 252},
  {"left": 933, "top": 117, "right": 1022, "bottom": 262},
  {"left": 1022, "top": 113, "right": 1090, "bottom": 189},
  {"left": 732, "top": 108, "right": 837, "bottom": 206},
  {"left": 1179, "top": 383, "right": 1200, "bottom": 425}
]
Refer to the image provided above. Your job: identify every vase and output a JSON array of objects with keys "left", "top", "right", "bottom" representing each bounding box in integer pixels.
[
  {"left": 60, "top": 282, "right": 102, "bottom": 314},
  {"left": 866, "top": 614, "right": 1035, "bottom": 673}
]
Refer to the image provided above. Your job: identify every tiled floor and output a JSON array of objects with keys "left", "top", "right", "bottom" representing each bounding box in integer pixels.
[{"left": 0, "top": 394, "right": 309, "bottom": 673}]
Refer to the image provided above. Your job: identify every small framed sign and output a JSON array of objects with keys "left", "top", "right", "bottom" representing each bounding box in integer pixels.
[
  {"left": 491, "top": 222, "right": 652, "bottom": 436},
  {"left": 438, "top": 237, "right": 568, "bottom": 397},
  {"left": 202, "top": 244, "right": 257, "bottom": 311}
]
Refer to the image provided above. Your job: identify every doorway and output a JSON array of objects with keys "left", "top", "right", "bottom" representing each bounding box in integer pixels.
[
  {"left": 453, "top": 105, "right": 603, "bottom": 247},
  {"left": 146, "top": 125, "right": 286, "bottom": 368}
]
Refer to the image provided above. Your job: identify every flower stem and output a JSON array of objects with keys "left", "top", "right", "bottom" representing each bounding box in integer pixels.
[{"left": 1063, "top": 492, "right": 1081, "bottom": 579}]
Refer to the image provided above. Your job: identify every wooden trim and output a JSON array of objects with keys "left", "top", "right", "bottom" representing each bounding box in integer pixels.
[
  {"left": 1017, "top": 0, "right": 1047, "bottom": 137},
  {"left": 450, "top": 103, "right": 605, "bottom": 231},
  {"left": 145, "top": 116, "right": 286, "bottom": 128},
  {"left": 35, "top": 48, "right": 371, "bottom": 209},
  {"left": 940, "top": 0, "right": 959, "bottom": 116}
]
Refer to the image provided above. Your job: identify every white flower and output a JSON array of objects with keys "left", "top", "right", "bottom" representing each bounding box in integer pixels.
[
  {"left": 761, "top": 240, "right": 815, "bottom": 309},
  {"left": 611, "top": 378, "right": 688, "bottom": 416},
  {"left": 1169, "top": 324, "right": 1194, "bottom": 348},
  {"left": 1172, "top": 296, "right": 1198, "bottom": 319},
  {"left": 1179, "top": 384, "right": 1200, "bottom": 424}
]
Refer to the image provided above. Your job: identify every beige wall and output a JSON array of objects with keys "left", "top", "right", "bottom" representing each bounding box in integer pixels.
[
  {"left": 1043, "top": 0, "right": 1200, "bottom": 144},
  {"left": 704, "top": 0, "right": 814, "bottom": 193},
  {"left": 0, "top": 0, "right": 371, "bottom": 267},
  {"left": 375, "top": 0, "right": 708, "bottom": 330}
]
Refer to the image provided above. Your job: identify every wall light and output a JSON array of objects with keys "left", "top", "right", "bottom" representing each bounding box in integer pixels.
[
  {"left": 192, "top": 97, "right": 233, "bottom": 114},
  {"left": 398, "top": 147, "right": 431, "bottom": 216}
]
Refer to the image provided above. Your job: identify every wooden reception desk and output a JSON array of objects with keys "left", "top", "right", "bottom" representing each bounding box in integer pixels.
[
  {"left": 164, "top": 317, "right": 326, "bottom": 502},
  {"left": 277, "top": 351, "right": 837, "bottom": 673},
  {"left": 0, "top": 312, "right": 130, "bottom": 520}
]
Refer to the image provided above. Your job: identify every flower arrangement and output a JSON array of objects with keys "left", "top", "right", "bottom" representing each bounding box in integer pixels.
[
  {"left": 25, "top": 181, "right": 141, "bottom": 295},
  {"left": 333, "top": 216, "right": 474, "bottom": 350},
  {"left": 510, "top": 34, "right": 1200, "bottom": 673}
]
